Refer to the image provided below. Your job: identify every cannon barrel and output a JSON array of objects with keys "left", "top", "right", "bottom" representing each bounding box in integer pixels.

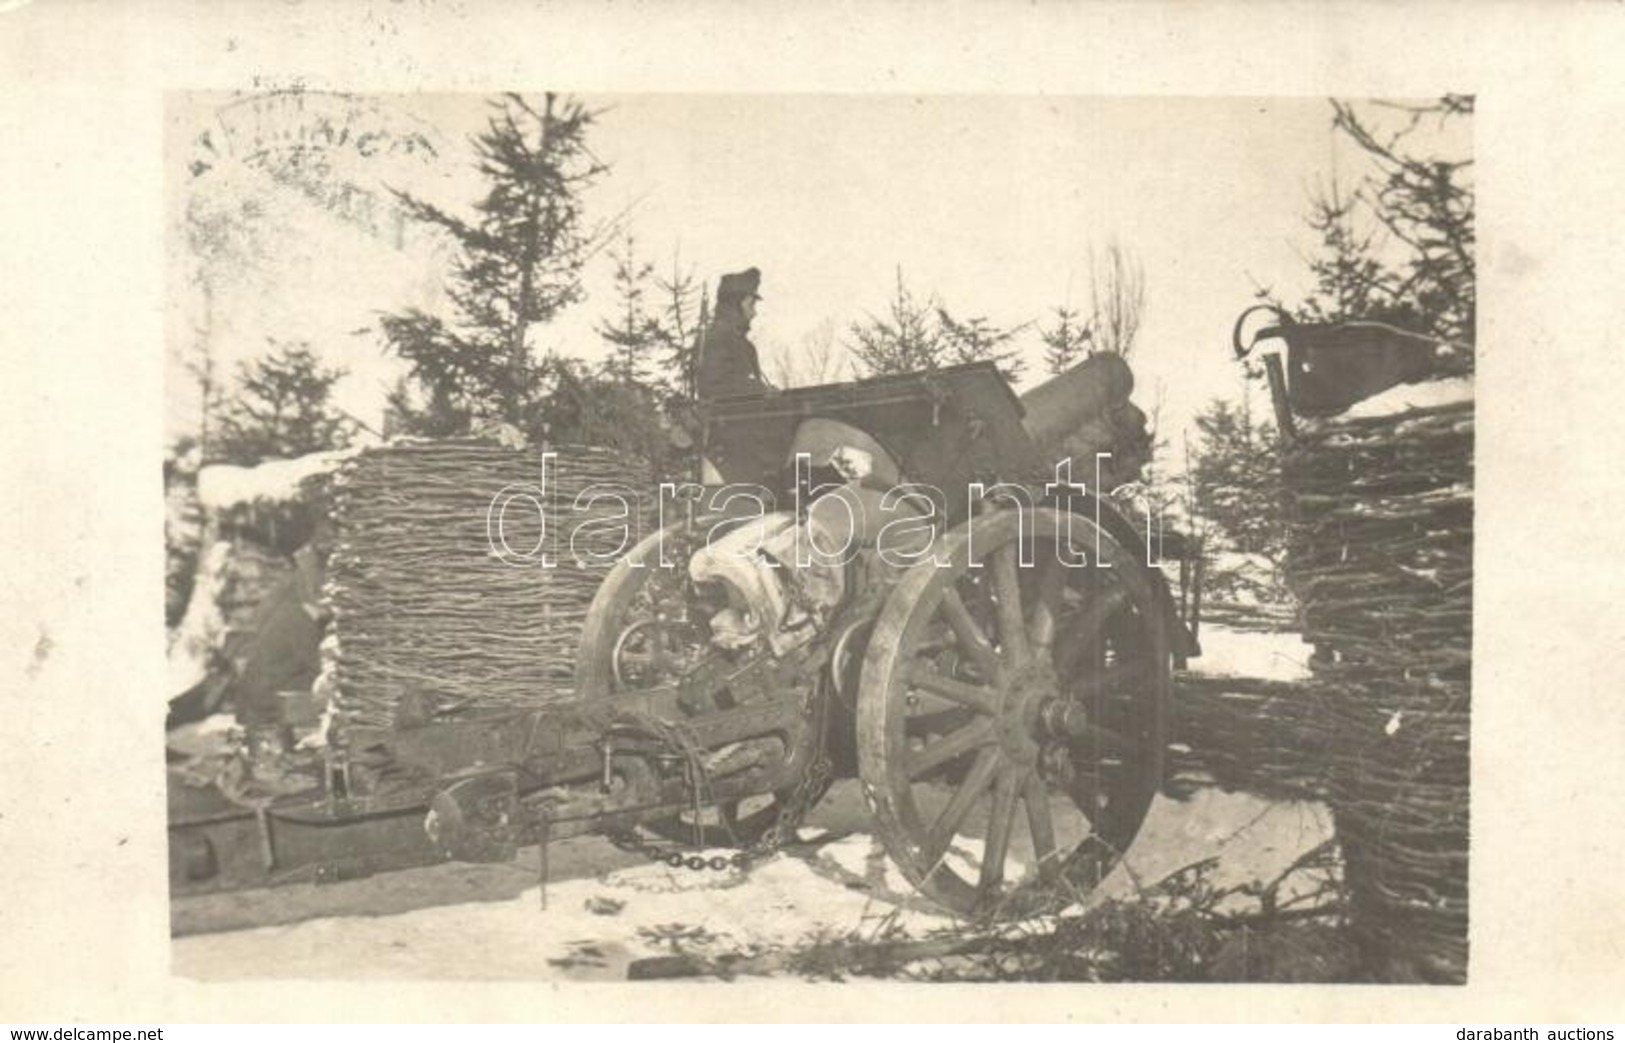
[{"left": 1018, "top": 351, "right": 1135, "bottom": 449}]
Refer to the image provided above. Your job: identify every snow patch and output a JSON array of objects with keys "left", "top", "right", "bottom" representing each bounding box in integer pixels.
[
  {"left": 172, "top": 788, "right": 1338, "bottom": 982},
  {"left": 197, "top": 449, "right": 357, "bottom": 510},
  {"left": 1187, "top": 624, "right": 1313, "bottom": 683},
  {"left": 167, "top": 541, "right": 233, "bottom": 701},
  {"left": 166, "top": 712, "right": 240, "bottom": 760},
  {"left": 1336, "top": 375, "right": 1474, "bottom": 420},
  {"left": 176, "top": 841, "right": 957, "bottom": 981}
]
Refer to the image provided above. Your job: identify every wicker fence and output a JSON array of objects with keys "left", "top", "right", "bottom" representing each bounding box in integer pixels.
[
  {"left": 1285, "top": 398, "right": 1474, "bottom": 982},
  {"left": 321, "top": 440, "right": 653, "bottom": 731}
]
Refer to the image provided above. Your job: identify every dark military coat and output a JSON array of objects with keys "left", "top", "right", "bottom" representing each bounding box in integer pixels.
[{"left": 695, "top": 315, "right": 768, "bottom": 400}]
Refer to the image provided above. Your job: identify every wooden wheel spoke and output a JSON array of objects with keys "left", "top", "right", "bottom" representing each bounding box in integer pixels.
[
  {"left": 860, "top": 510, "right": 1163, "bottom": 921},
  {"left": 1022, "top": 769, "right": 1059, "bottom": 881},
  {"left": 978, "top": 767, "right": 1021, "bottom": 903},
  {"left": 906, "top": 707, "right": 978, "bottom": 741},
  {"left": 990, "top": 542, "right": 1030, "bottom": 666},
  {"left": 907, "top": 663, "right": 1000, "bottom": 716},
  {"left": 1027, "top": 556, "right": 1068, "bottom": 652},
  {"left": 924, "top": 748, "right": 1001, "bottom": 870},
  {"left": 906, "top": 717, "right": 996, "bottom": 779},
  {"left": 940, "top": 587, "right": 1001, "bottom": 682},
  {"left": 1057, "top": 584, "right": 1129, "bottom": 676}
]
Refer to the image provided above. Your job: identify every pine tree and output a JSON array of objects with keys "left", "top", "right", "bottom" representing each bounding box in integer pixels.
[
  {"left": 1039, "top": 305, "right": 1093, "bottom": 375},
  {"left": 542, "top": 355, "right": 672, "bottom": 466},
  {"left": 1188, "top": 390, "right": 1288, "bottom": 569},
  {"left": 936, "top": 306, "right": 1026, "bottom": 381},
  {"left": 210, "top": 340, "right": 354, "bottom": 465},
  {"left": 593, "top": 239, "right": 707, "bottom": 401},
  {"left": 596, "top": 234, "right": 664, "bottom": 385},
  {"left": 847, "top": 268, "right": 1024, "bottom": 380},
  {"left": 1290, "top": 97, "right": 1474, "bottom": 350},
  {"left": 650, "top": 256, "right": 705, "bottom": 399},
  {"left": 572, "top": 236, "right": 706, "bottom": 464},
  {"left": 381, "top": 93, "right": 610, "bottom": 439},
  {"left": 847, "top": 268, "right": 945, "bottom": 377},
  {"left": 1297, "top": 176, "right": 1398, "bottom": 326}
]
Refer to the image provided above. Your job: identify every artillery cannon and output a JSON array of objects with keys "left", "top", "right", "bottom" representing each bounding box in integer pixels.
[{"left": 171, "top": 354, "right": 1200, "bottom": 921}]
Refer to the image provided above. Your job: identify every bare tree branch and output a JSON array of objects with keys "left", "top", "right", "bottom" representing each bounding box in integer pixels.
[{"left": 1087, "top": 239, "right": 1146, "bottom": 359}]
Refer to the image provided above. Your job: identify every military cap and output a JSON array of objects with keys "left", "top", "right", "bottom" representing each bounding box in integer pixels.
[{"left": 716, "top": 267, "right": 762, "bottom": 303}]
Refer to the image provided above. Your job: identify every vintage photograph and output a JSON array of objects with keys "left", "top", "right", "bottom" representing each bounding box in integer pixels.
[{"left": 162, "top": 91, "right": 1473, "bottom": 984}]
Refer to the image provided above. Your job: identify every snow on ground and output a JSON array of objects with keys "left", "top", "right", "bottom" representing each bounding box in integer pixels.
[
  {"left": 1187, "top": 623, "right": 1313, "bottom": 682},
  {"left": 170, "top": 825, "right": 948, "bottom": 982},
  {"left": 171, "top": 625, "right": 1331, "bottom": 980},
  {"left": 171, "top": 792, "right": 1332, "bottom": 981}
]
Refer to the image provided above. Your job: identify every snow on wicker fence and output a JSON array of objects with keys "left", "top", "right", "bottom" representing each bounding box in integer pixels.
[
  {"left": 1285, "top": 386, "right": 1473, "bottom": 982},
  {"left": 322, "top": 440, "right": 652, "bottom": 731}
]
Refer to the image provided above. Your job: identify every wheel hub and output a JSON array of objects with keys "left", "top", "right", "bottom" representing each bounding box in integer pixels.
[{"left": 995, "top": 661, "right": 1062, "bottom": 765}]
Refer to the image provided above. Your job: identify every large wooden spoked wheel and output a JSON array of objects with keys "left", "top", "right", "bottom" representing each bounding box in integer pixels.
[
  {"left": 576, "top": 514, "right": 812, "bottom": 848},
  {"left": 857, "top": 506, "right": 1169, "bottom": 919}
]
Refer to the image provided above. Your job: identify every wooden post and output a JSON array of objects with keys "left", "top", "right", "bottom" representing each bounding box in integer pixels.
[{"left": 1262, "top": 353, "right": 1297, "bottom": 444}]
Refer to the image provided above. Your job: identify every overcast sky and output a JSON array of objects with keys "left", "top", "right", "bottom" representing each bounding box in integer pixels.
[{"left": 167, "top": 92, "right": 1466, "bottom": 458}]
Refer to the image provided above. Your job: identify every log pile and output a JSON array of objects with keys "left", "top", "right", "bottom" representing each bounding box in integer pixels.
[
  {"left": 322, "top": 440, "right": 652, "bottom": 730},
  {"left": 1284, "top": 395, "right": 1473, "bottom": 982}
]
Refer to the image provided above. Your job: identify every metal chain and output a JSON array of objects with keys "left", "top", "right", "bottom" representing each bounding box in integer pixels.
[
  {"left": 606, "top": 829, "right": 752, "bottom": 872},
  {"left": 606, "top": 678, "right": 835, "bottom": 875},
  {"left": 749, "top": 748, "right": 832, "bottom": 859},
  {"left": 738, "top": 663, "right": 836, "bottom": 866},
  {"left": 605, "top": 750, "right": 832, "bottom": 874}
]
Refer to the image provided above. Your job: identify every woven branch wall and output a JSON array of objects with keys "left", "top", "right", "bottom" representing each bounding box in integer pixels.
[
  {"left": 322, "top": 440, "right": 653, "bottom": 730},
  {"left": 1167, "top": 676, "right": 1331, "bottom": 805},
  {"left": 1285, "top": 398, "right": 1474, "bottom": 982}
]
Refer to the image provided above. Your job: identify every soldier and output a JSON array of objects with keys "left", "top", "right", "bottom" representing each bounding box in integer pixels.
[{"left": 695, "top": 267, "right": 770, "bottom": 400}]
